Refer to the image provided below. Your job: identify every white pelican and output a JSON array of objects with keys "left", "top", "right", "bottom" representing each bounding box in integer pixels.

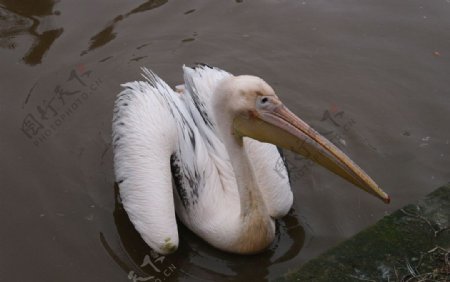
[{"left": 112, "top": 65, "right": 390, "bottom": 255}]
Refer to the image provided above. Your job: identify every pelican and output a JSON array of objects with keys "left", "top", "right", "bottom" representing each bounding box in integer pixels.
[{"left": 112, "top": 65, "right": 390, "bottom": 255}]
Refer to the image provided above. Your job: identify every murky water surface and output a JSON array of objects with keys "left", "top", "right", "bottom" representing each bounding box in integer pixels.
[{"left": 1, "top": 0, "right": 450, "bottom": 281}]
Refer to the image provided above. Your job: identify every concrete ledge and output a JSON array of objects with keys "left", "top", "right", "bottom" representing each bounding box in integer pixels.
[{"left": 277, "top": 184, "right": 450, "bottom": 282}]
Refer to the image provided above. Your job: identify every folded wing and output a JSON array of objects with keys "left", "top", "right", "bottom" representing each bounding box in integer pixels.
[{"left": 112, "top": 70, "right": 183, "bottom": 254}]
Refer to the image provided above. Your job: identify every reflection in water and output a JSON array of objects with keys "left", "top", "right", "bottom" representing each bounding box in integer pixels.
[
  {"left": 104, "top": 183, "right": 305, "bottom": 281},
  {"left": 0, "top": 0, "right": 63, "bottom": 65},
  {"left": 184, "top": 9, "right": 195, "bottom": 15},
  {"left": 82, "top": 0, "right": 168, "bottom": 55},
  {"left": 23, "top": 28, "right": 63, "bottom": 65},
  {"left": 87, "top": 24, "right": 117, "bottom": 52},
  {"left": 0, "top": 0, "right": 55, "bottom": 16},
  {"left": 181, "top": 38, "right": 195, "bottom": 43},
  {"left": 0, "top": 7, "right": 28, "bottom": 49}
]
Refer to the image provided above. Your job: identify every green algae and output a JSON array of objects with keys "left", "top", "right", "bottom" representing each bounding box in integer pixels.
[
  {"left": 277, "top": 184, "right": 450, "bottom": 282},
  {"left": 162, "top": 237, "right": 177, "bottom": 253}
]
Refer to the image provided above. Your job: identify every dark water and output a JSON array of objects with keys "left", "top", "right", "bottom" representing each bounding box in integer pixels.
[{"left": 1, "top": 0, "right": 450, "bottom": 281}]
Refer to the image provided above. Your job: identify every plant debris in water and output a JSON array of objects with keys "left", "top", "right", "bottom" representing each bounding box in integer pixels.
[{"left": 396, "top": 246, "right": 449, "bottom": 282}]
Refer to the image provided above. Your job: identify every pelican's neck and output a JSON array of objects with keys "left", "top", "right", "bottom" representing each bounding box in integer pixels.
[
  {"left": 211, "top": 101, "right": 268, "bottom": 219},
  {"left": 209, "top": 79, "right": 275, "bottom": 253},
  {"left": 226, "top": 135, "right": 266, "bottom": 217}
]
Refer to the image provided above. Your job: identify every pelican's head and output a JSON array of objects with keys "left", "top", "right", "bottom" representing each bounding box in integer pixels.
[
  {"left": 213, "top": 75, "right": 278, "bottom": 114},
  {"left": 215, "top": 75, "right": 390, "bottom": 204}
]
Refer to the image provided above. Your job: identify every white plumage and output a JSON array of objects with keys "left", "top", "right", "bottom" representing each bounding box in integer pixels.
[{"left": 113, "top": 66, "right": 292, "bottom": 254}]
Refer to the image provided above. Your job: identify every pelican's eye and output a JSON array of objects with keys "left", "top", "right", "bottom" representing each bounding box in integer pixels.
[{"left": 256, "top": 96, "right": 274, "bottom": 110}]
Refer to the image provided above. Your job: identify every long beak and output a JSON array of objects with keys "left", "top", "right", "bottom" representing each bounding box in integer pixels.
[{"left": 234, "top": 104, "right": 390, "bottom": 204}]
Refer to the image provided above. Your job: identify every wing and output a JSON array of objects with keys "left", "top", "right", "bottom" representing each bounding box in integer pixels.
[
  {"left": 112, "top": 68, "right": 208, "bottom": 254},
  {"left": 182, "top": 65, "right": 293, "bottom": 218}
]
